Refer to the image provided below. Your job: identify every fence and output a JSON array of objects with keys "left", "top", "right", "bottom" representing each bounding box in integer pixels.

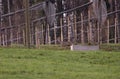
[{"left": 0, "top": 1, "right": 120, "bottom": 48}]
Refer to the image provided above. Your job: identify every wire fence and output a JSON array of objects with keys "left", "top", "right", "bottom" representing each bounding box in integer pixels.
[{"left": 0, "top": 1, "right": 120, "bottom": 48}]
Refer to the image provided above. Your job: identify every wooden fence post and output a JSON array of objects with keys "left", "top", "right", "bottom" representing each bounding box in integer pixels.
[
  {"left": 107, "top": 19, "right": 110, "bottom": 44},
  {"left": 81, "top": 13, "right": 84, "bottom": 44},
  {"left": 68, "top": 16, "right": 71, "bottom": 42},
  {"left": 35, "top": 26, "right": 40, "bottom": 48},
  {"left": 74, "top": 14, "right": 77, "bottom": 43},
  {"left": 97, "top": 22, "right": 100, "bottom": 44},
  {"left": 30, "top": 22, "right": 34, "bottom": 45},
  {"left": 5, "top": 29, "right": 7, "bottom": 45},
  {"left": 7, "top": 0, "right": 12, "bottom": 45},
  {"left": 24, "top": 0, "right": 30, "bottom": 48},
  {"left": 2, "top": 33, "right": 5, "bottom": 46},
  {"left": 115, "top": 0, "right": 119, "bottom": 43},
  {"left": 0, "top": 30, "right": 2, "bottom": 46},
  {"left": 48, "top": 24, "right": 51, "bottom": 45},
  {"left": 10, "top": 28, "right": 13, "bottom": 45},
  {"left": 60, "top": 18, "right": 63, "bottom": 42},
  {"left": 115, "top": 18, "right": 117, "bottom": 44},
  {"left": 88, "top": 10, "right": 93, "bottom": 44},
  {"left": 54, "top": 23, "right": 57, "bottom": 44},
  {"left": 23, "top": 28, "right": 26, "bottom": 46},
  {"left": 42, "top": 23, "right": 44, "bottom": 45}
]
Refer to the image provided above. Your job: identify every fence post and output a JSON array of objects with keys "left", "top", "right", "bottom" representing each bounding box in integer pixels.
[
  {"left": 74, "top": 14, "right": 77, "bottom": 42},
  {"left": 42, "top": 23, "right": 44, "bottom": 45},
  {"left": 7, "top": 0, "right": 12, "bottom": 45},
  {"left": 81, "top": 13, "right": 84, "bottom": 44},
  {"left": 0, "top": 30, "right": 2, "bottom": 46},
  {"left": 68, "top": 16, "right": 71, "bottom": 42},
  {"left": 35, "top": 25, "right": 40, "bottom": 48},
  {"left": 88, "top": 10, "right": 93, "bottom": 44},
  {"left": 2, "top": 33, "right": 5, "bottom": 46},
  {"left": 5, "top": 29, "right": 7, "bottom": 45},
  {"left": 115, "top": 0, "right": 119, "bottom": 43},
  {"left": 54, "top": 23, "right": 57, "bottom": 44},
  {"left": 107, "top": 19, "right": 110, "bottom": 44},
  {"left": 115, "top": 18, "right": 117, "bottom": 44},
  {"left": 48, "top": 24, "right": 51, "bottom": 45},
  {"left": 60, "top": 18, "right": 63, "bottom": 43},
  {"left": 24, "top": 0, "right": 30, "bottom": 48}
]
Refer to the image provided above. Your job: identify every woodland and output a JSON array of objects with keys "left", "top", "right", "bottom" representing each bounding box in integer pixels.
[{"left": 0, "top": 0, "right": 120, "bottom": 47}]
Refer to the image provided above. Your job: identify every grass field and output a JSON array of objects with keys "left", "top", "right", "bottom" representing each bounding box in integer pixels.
[{"left": 0, "top": 48, "right": 120, "bottom": 79}]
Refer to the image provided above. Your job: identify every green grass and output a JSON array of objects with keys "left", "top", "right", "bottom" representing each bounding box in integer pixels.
[{"left": 0, "top": 48, "right": 120, "bottom": 79}]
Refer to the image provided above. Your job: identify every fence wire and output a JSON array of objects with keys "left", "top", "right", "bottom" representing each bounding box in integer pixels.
[{"left": 0, "top": 1, "right": 120, "bottom": 47}]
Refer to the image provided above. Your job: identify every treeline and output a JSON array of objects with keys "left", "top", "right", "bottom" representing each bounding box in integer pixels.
[{"left": 0, "top": 0, "right": 120, "bottom": 47}]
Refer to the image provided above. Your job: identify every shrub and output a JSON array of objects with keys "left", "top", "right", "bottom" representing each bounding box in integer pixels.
[{"left": 100, "top": 44, "right": 120, "bottom": 51}]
